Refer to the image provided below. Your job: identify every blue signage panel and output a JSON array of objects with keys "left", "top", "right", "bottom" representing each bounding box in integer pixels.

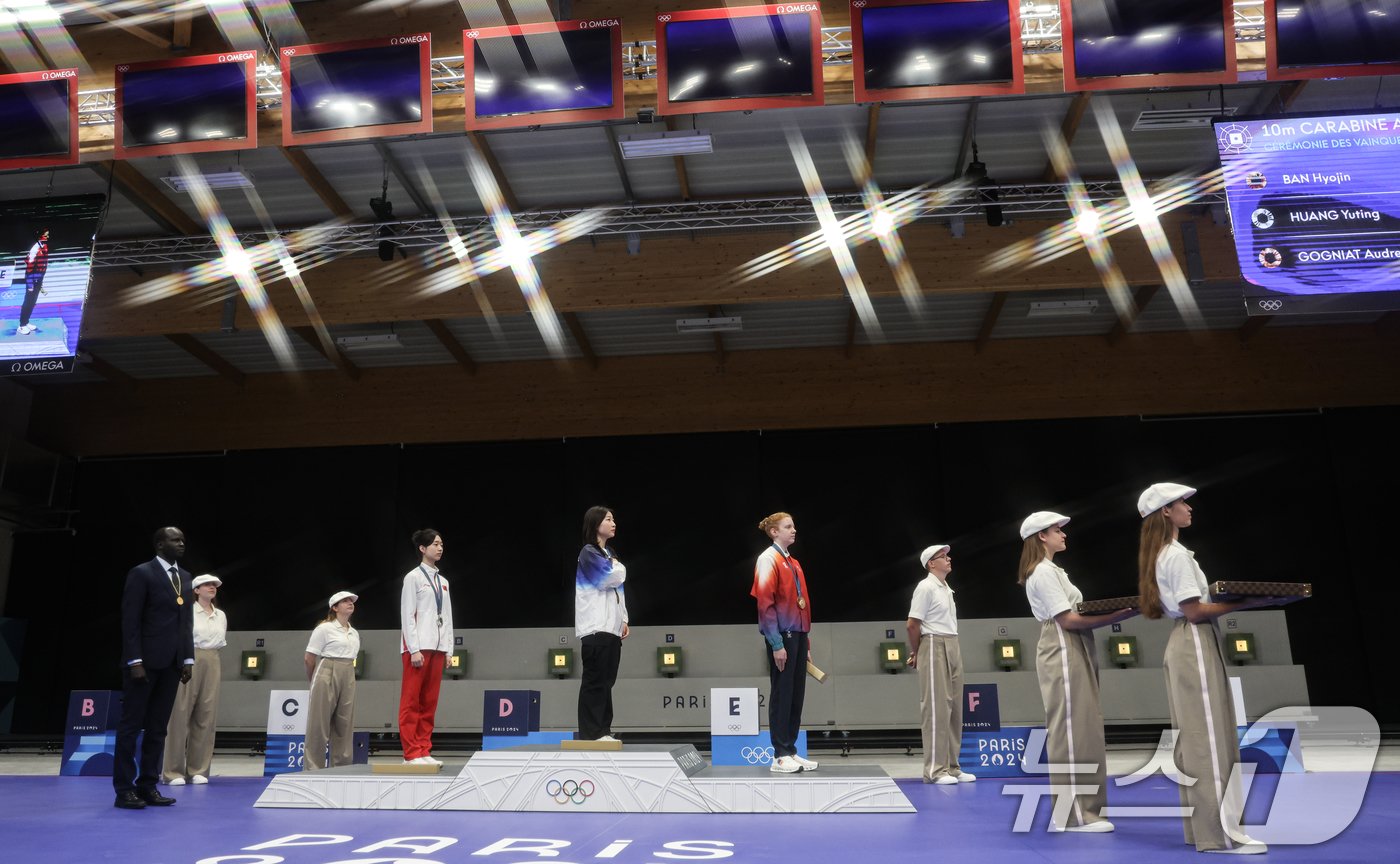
[
  {"left": 710, "top": 730, "right": 808, "bottom": 767},
  {"left": 963, "top": 682, "right": 1000, "bottom": 732},
  {"left": 959, "top": 726, "right": 1036, "bottom": 778},
  {"left": 61, "top": 690, "right": 123, "bottom": 777},
  {"left": 483, "top": 689, "right": 541, "bottom": 736},
  {"left": 263, "top": 732, "right": 368, "bottom": 776}
]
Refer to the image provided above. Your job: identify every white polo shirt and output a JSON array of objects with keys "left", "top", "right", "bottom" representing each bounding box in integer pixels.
[
  {"left": 192, "top": 604, "right": 228, "bottom": 650},
  {"left": 306, "top": 621, "right": 360, "bottom": 659},
  {"left": 908, "top": 574, "right": 958, "bottom": 636},
  {"left": 1156, "top": 540, "right": 1210, "bottom": 619},
  {"left": 1025, "top": 560, "right": 1084, "bottom": 623}
]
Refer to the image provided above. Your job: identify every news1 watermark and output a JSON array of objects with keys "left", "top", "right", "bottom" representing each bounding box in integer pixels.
[{"left": 1001, "top": 706, "right": 1380, "bottom": 845}]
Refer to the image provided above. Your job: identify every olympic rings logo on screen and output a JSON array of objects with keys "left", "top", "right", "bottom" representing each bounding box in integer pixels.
[
  {"left": 545, "top": 777, "right": 596, "bottom": 805},
  {"left": 466, "top": 30, "right": 479, "bottom": 39},
  {"left": 1259, "top": 299, "right": 1284, "bottom": 311},
  {"left": 658, "top": 14, "right": 672, "bottom": 22},
  {"left": 740, "top": 746, "right": 775, "bottom": 765}
]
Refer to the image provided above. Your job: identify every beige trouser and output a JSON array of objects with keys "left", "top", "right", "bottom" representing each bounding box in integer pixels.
[
  {"left": 1036, "top": 620, "right": 1110, "bottom": 828},
  {"left": 162, "top": 648, "right": 221, "bottom": 782},
  {"left": 1164, "top": 618, "right": 1247, "bottom": 852},
  {"left": 918, "top": 633, "right": 965, "bottom": 781},
  {"left": 303, "top": 657, "right": 356, "bottom": 771}
]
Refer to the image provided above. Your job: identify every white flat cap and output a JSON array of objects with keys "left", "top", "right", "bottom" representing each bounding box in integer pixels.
[
  {"left": 190, "top": 574, "right": 222, "bottom": 589},
  {"left": 920, "top": 544, "right": 950, "bottom": 568},
  {"left": 1020, "top": 511, "right": 1070, "bottom": 540},
  {"left": 328, "top": 590, "right": 358, "bottom": 608},
  {"left": 1137, "top": 482, "right": 1197, "bottom": 518}
]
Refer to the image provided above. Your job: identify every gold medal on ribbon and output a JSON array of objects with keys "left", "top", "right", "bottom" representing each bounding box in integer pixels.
[
  {"left": 797, "top": 596, "right": 806, "bottom": 610},
  {"left": 176, "top": 596, "right": 184, "bottom": 605}
]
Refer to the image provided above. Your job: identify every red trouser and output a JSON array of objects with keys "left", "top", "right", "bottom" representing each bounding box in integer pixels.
[{"left": 399, "top": 650, "right": 446, "bottom": 759}]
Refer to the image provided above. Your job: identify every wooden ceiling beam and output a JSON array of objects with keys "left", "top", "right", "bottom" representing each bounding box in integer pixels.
[
  {"left": 279, "top": 148, "right": 355, "bottom": 220},
  {"left": 1040, "top": 93, "right": 1091, "bottom": 182},
  {"left": 1106, "top": 284, "right": 1161, "bottom": 346},
  {"left": 165, "top": 333, "right": 246, "bottom": 385},
  {"left": 67, "top": 0, "right": 173, "bottom": 50},
  {"left": 563, "top": 312, "right": 599, "bottom": 370},
  {"left": 373, "top": 141, "right": 433, "bottom": 216},
  {"left": 1238, "top": 315, "right": 1273, "bottom": 344},
  {"left": 973, "top": 291, "right": 1008, "bottom": 354},
  {"left": 424, "top": 318, "right": 477, "bottom": 375},
  {"left": 665, "top": 116, "right": 693, "bottom": 201},
  {"left": 604, "top": 124, "right": 636, "bottom": 203},
  {"left": 90, "top": 161, "right": 203, "bottom": 237},
  {"left": 292, "top": 326, "right": 360, "bottom": 381},
  {"left": 864, "top": 103, "right": 881, "bottom": 166},
  {"left": 708, "top": 307, "right": 727, "bottom": 367},
  {"left": 79, "top": 348, "right": 135, "bottom": 388},
  {"left": 466, "top": 132, "right": 521, "bottom": 212}
]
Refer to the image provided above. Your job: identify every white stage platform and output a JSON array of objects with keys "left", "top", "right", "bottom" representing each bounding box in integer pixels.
[
  {"left": 254, "top": 744, "right": 915, "bottom": 813},
  {"left": 0, "top": 318, "right": 68, "bottom": 357}
]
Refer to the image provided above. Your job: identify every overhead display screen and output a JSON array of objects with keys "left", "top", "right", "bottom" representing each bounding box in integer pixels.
[
  {"left": 1215, "top": 111, "right": 1400, "bottom": 314},
  {"left": 288, "top": 44, "right": 423, "bottom": 132},
  {"left": 116, "top": 53, "right": 256, "bottom": 157},
  {"left": 857, "top": 0, "right": 1016, "bottom": 90},
  {"left": 467, "top": 20, "right": 624, "bottom": 130},
  {"left": 0, "top": 70, "right": 77, "bottom": 169},
  {"left": 1271, "top": 0, "right": 1400, "bottom": 74},
  {"left": 0, "top": 194, "right": 104, "bottom": 377},
  {"left": 656, "top": 5, "right": 824, "bottom": 115},
  {"left": 281, "top": 35, "right": 433, "bottom": 144},
  {"left": 474, "top": 28, "right": 613, "bottom": 116},
  {"left": 1063, "top": 0, "right": 1233, "bottom": 89}
]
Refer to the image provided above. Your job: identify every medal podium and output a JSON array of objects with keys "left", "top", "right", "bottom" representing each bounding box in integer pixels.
[{"left": 254, "top": 743, "right": 914, "bottom": 813}]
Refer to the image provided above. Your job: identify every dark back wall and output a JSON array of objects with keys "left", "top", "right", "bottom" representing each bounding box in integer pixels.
[{"left": 7, "top": 407, "right": 1397, "bottom": 732}]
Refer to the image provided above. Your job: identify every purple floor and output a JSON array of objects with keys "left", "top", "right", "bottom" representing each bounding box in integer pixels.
[{"left": 5, "top": 772, "right": 1396, "bottom": 863}]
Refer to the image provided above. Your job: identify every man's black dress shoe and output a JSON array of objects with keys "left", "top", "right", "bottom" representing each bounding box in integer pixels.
[
  {"left": 136, "top": 788, "right": 176, "bottom": 806},
  {"left": 114, "top": 791, "right": 147, "bottom": 809}
]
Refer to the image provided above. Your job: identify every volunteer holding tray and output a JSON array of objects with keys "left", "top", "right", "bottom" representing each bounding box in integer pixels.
[
  {"left": 1137, "top": 482, "right": 1277, "bottom": 855},
  {"left": 1018, "top": 511, "right": 1136, "bottom": 833}
]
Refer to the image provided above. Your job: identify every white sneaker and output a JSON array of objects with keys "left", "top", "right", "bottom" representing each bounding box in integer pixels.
[
  {"left": 956, "top": 771, "right": 977, "bottom": 782},
  {"left": 17, "top": 325, "right": 34, "bottom": 335},
  {"left": 165, "top": 777, "right": 185, "bottom": 786},
  {"left": 191, "top": 775, "right": 208, "bottom": 785},
  {"left": 406, "top": 756, "right": 435, "bottom": 765},
  {"left": 1066, "top": 820, "right": 1114, "bottom": 833},
  {"left": 933, "top": 774, "right": 960, "bottom": 785},
  {"left": 770, "top": 755, "right": 803, "bottom": 774},
  {"left": 1205, "top": 844, "right": 1268, "bottom": 855},
  {"left": 421, "top": 755, "right": 443, "bottom": 766},
  {"left": 791, "top": 754, "right": 819, "bottom": 770},
  {"left": 596, "top": 735, "right": 620, "bottom": 743}
]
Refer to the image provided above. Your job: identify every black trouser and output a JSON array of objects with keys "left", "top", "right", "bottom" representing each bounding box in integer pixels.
[
  {"left": 766, "top": 631, "right": 808, "bottom": 758},
  {"left": 113, "top": 661, "right": 181, "bottom": 793},
  {"left": 578, "top": 632, "right": 622, "bottom": 740},
  {"left": 19, "top": 274, "right": 43, "bottom": 326}
]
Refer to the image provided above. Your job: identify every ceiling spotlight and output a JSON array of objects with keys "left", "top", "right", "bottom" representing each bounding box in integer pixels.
[
  {"left": 377, "top": 225, "right": 400, "bottom": 262},
  {"left": 369, "top": 196, "right": 394, "bottom": 221},
  {"left": 964, "top": 142, "right": 1003, "bottom": 227}
]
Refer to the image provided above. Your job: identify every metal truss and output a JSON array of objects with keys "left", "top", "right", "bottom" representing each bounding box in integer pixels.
[
  {"left": 76, "top": 4, "right": 1272, "bottom": 126},
  {"left": 92, "top": 180, "right": 1226, "bottom": 268}
]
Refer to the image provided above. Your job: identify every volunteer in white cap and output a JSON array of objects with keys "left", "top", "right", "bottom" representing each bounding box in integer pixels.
[
  {"left": 162, "top": 574, "right": 227, "bottom": 786},
  {"left": 906, "top": 543, "right": 975, "bottom": 785},
  {"left": 303, "top": 591, "right": 361, "bottom": 771},
  {"left": 1137, "top": 483, "right": 1274, "bottom": 855},
  {"left": 1018, "top": 512, "right": 1136, "bottom": 833}
]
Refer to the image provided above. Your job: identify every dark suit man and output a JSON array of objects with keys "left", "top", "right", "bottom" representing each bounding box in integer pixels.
[{"left": 113, "top": 526, "right": 194, "bottom": 810}]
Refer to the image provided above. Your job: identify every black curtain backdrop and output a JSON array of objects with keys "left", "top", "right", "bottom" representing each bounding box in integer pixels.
[{"left": 7, "top": 407, "right": 1398, "bottom": 733}]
